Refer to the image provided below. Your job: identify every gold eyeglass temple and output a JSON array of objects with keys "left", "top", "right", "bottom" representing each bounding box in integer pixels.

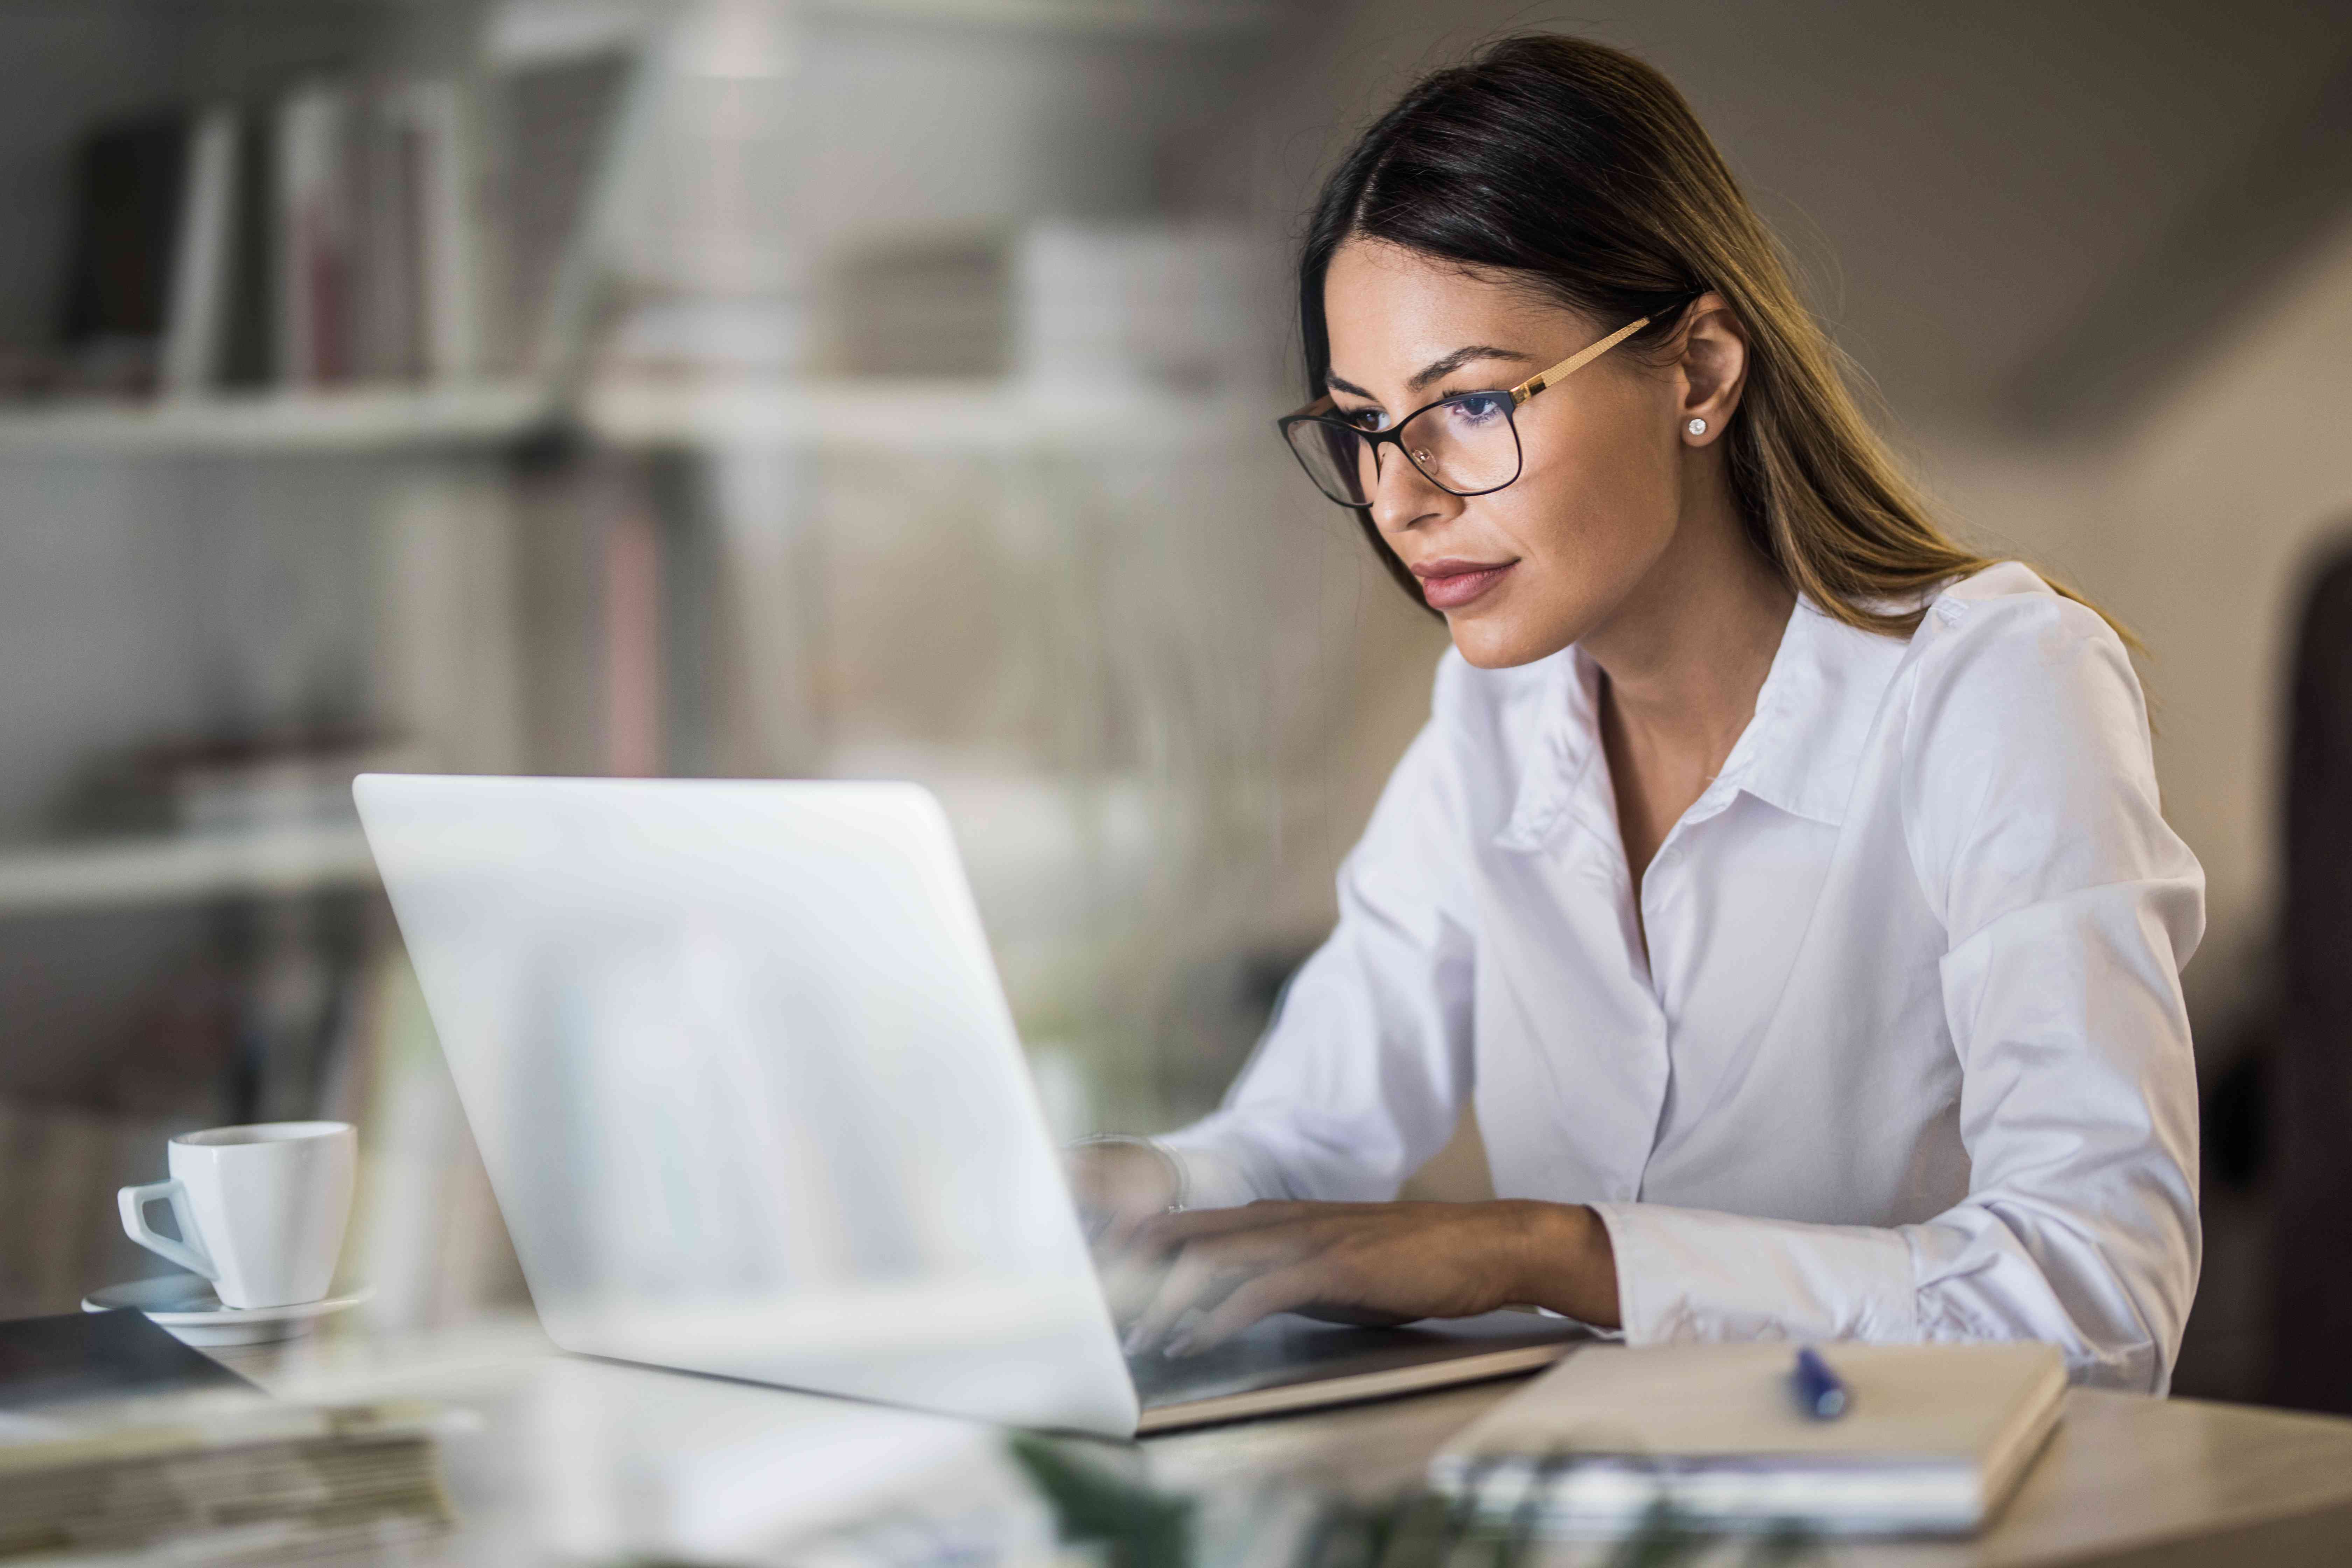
[{"left": 1509, "top": 313, "right": 1656, "bottom": 406}]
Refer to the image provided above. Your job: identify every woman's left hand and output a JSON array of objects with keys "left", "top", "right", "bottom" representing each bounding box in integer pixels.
[{"left": 1108, "top": 1198, "right": 1619, "bottom": 1357}]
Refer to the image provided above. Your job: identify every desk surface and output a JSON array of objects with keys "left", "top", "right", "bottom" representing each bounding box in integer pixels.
[{"left": 206, "top": 1318, "right": 2352, "bottom": 1567}]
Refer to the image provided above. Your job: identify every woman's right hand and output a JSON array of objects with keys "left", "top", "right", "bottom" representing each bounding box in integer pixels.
[{"left": 1065, "top": 1140, "right": 1179, "bottom": 1258}]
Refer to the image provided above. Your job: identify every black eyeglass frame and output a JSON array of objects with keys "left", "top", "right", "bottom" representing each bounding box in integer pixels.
[{"left": 1275, "top": 294, "right": 1702, "bottom": 507}]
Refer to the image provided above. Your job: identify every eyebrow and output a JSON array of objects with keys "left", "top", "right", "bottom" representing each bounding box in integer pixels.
[{"left": 1324, "top": 345, "right": 1541, "bottom": 405}]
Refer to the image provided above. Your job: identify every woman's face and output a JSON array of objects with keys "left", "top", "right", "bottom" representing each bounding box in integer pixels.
[{"left": 1320, "top": 239, "right": 1737, "bottom": 668}]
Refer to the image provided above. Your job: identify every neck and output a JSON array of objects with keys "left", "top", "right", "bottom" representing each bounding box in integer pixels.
[{"left": 1582, "top": 465, "right": 1794, "bottom": 770}]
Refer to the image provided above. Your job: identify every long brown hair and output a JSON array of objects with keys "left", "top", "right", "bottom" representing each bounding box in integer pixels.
[{"left": 1301, "top": 34, "right": 2123, "bottom": 644}]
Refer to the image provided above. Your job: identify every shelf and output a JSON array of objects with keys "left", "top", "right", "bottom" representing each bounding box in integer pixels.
[
  {"left": 0, "top": 826, "right": 379, "bottom": 916},
  {"left": 581, "top": 376, "right": 1270, "bottom": 453},
  {"left": 0, "top": 382, "right": 552, "bottom": 456},
  {"left": 0, "top": 378, "right": 1272, "bottom": 458}
]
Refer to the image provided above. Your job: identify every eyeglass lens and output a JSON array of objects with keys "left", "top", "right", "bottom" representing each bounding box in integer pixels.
[{"left": 1284, "top": 392, "right": 1522, "bottom": 505}]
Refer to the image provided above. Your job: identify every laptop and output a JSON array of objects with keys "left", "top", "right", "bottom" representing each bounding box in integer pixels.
[{"left": 353, "top": 775, "right": 1581, "bottom": 1437}]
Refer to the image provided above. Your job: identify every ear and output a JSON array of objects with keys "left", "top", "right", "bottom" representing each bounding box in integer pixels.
[{"left": 1674, "top": 292, "right": 1748, "bottom": 447}]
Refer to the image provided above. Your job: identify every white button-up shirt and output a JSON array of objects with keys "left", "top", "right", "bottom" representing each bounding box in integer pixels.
[{"left": 1161, "top": 562, "right": 2203, "bottom": 1392}]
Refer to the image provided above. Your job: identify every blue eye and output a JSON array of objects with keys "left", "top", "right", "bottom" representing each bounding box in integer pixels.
[{"left": 1445, "top": 392, "right": 1510, "bottom": 427}]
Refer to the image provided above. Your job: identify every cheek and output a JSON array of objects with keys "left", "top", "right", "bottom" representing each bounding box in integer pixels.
[
  {"left": 1443, "top": 416, "right": 1679, "bottom": 666},
  {"left": 1496, "top": 433, "right": 1675, "bottom": 585}
]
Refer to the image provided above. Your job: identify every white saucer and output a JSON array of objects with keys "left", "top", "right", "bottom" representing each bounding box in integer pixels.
[{"left": 82, "top": 1276, "right": 373, "bottom": 1347}]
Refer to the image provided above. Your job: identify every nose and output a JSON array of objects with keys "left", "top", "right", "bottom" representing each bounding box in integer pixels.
[{"left": 1367, "top": 440, "right": 1459, "bottom": 537}]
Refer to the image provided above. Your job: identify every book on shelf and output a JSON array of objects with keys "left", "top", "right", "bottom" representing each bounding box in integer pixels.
[
  {"left": 38, "top": 47, "right": 636, "bottom": 411},
  {"left": 277, "top": 76, "right": 485, "bottom": 390},
  {"left": 220, "top": 100, "right": 277, "bottom": 390},
  {"left": 159, "top": 106, "right": 238, "bottom": 397},
  {"left": 394, "top": 78, "right": 482, "bottom": 385},
  {"left": 58, "top": 114, "right": 189, "bottom": 396},
  {"left": 276, "top": 82, "right": 359, "bottom": 387},
  {"left": 355, "top": 88, "right": 427, "bottom": 384}
]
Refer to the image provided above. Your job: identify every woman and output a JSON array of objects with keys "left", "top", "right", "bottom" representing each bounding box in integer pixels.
[{"left": 1074, "top": 34, "right": 2200, "bottom": 1392}]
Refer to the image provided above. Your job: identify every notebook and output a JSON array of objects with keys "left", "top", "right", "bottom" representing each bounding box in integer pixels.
[{"left": 1430, "top": 1341, "right": 2065, "bottom": 1536}]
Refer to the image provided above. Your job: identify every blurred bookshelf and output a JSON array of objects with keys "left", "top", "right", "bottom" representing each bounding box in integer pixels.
[
  {"left": 0, "top": 377, "right": 1264, "bottom": 457},
  {"left": 0, "top": 382, "right": 551, "bottom": 456},
  {"left": 581, "top": 376, "right": 1267, "bottom": 452},
  {"left": 0, "top": 0, "right": 1301, "bottom": 1327},
  {"left": 0, "top": 0, "right": 640, "bottom": 1323}
]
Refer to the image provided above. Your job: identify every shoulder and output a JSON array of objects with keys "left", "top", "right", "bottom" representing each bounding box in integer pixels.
[
  {"left": 1893, "top": 563, "right": 2186, "bottom": 928},
  {"left": 1900, "top": 561, "right": 2149, "bottom": 755},
  {"left": 1919, "top": 559, "right": 2123, "bottom": 651}
]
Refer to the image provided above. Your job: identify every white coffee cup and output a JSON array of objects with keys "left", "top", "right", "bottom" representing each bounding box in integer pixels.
[{"left": 118, "top": 1121, "right": 356, "bottom": 1309}]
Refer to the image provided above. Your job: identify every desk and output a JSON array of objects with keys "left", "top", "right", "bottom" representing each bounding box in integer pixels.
[{"left": 206, "top": 1318, "right": 2352, "bottom": 1566}]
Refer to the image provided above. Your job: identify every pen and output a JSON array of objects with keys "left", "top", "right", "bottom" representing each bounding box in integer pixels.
[{"left": 1791, "top": 1346, "right": 1849, "bottom": 1420}]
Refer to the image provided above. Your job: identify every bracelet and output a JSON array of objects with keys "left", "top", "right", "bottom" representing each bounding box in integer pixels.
[{"left": 1071, "top": 1133, "right": 1190, "bottom": 1213}]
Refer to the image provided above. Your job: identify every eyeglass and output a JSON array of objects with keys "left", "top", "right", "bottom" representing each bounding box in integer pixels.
[{"left": 1276, "top": 302, "right": 1686, "bottom": 508}]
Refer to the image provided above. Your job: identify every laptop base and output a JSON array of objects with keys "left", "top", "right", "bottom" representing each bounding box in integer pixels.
[{"left": 1130, "top": 1309, "right": 1587, "bottom": 1434}]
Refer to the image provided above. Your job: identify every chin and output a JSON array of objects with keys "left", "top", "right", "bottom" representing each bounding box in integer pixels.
[
  {"left": 1440, "top": 563, "right": 1622, "bottom": 668},
  {"left": 1445, "top": 611, "right": 1573, "bottom": 670}
]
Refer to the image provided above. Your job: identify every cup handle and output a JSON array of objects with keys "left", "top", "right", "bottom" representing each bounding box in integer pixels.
[{"left": 118, "top": 1180, "right": 217, "bottom": 1280}]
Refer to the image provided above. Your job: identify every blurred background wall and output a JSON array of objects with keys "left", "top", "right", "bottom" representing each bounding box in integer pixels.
[{"left": 0, "top": 0, "right": 2346, "bottom": 1407}]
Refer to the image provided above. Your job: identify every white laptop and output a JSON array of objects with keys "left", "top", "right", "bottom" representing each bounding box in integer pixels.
[{"left": 354, "top": 775, "right": 1580, "bottom": 1437}]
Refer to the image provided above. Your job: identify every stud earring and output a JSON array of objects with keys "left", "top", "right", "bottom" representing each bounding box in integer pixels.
[{"left": 1687, "top": 418, "right": 1708, "bottom": 436}]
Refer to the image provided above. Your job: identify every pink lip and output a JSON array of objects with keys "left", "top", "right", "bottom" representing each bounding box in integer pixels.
[{"left": 1411, "top": 558, "right": 1517, "bottom": 610}]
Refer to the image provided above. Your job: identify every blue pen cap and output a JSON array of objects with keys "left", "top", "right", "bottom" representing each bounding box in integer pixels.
[{"left": 1792, "top": 1345, "right": 1850, "bottom": 1420}]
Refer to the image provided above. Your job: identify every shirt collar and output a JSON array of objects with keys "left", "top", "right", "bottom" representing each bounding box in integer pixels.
[
  {"left": 1492, "top": 648, "right": 1602, "bottom": 853},
  {"left": 1719, "top": 596, "right": 1910, "bottom": 828},
  {"left": 1495, "top": 595, "right": 1909, "bottom": 853}
]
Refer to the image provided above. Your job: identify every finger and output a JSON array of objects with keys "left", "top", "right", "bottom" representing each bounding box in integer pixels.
[
  {"left": 1125, "top": 1236, "right": 1278, "bottom": 1355},
  {"left": 1122, "top": 1240, "right": 1234, "bottom": 1354},
  {"left": 1094, "top": 1244, "right": 1172, "bottom": 1323},
  {"left": 1172, "top": 1264, "right": 1327, "bottom": 1356},
  {"left": 1128, "top": 1201, "right": 1330, "bottom": 1255}
]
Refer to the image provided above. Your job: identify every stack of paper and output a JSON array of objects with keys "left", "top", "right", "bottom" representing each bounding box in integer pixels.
[
  {"left": 0, "top": 1390, "right": 455, "bottom": 1560},
  {"left": 1431, "top": 1342, "right": 2065, "bottom": 1536}
]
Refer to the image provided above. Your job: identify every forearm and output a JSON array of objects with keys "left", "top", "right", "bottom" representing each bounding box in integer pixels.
[{"left": 1499, "top": 1200, "right": 1621, "bottom": 1329}]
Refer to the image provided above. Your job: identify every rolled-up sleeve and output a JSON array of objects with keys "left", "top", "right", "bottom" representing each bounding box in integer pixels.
[
  {"left": 1593, "top": 594, "right": 2203, "bottom": 1392},
  {"left": 1158, "top": 704, "right": 1478, "bottom": 1208}
]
